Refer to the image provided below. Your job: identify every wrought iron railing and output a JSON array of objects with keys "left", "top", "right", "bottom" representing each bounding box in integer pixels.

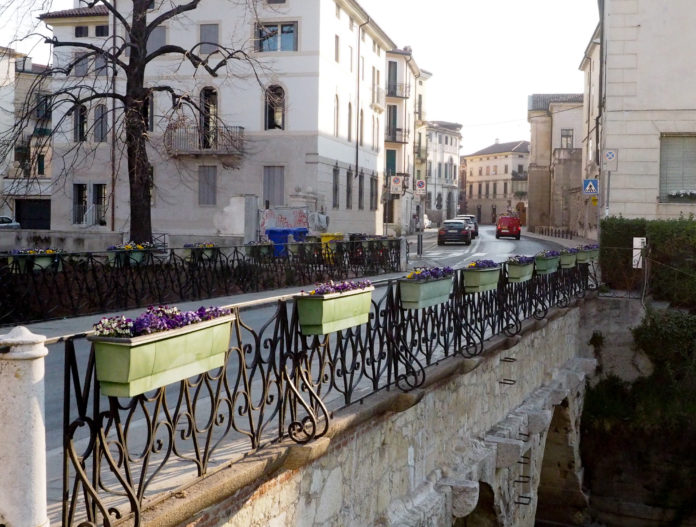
[
  {"left": 386, "top": 82, "right": 410, "bottom": 98},
  {"left": 385, "top": 127, "right": 410, "bottom": 143},
  {"left": 58, "top": 262, "right": 597, "bottom": 525},
  {"left": 163, "top": 125, "right": 245, "bottom": 156},
  {"left": 0, "top": 241, "right": 401, "bottom": 325}
]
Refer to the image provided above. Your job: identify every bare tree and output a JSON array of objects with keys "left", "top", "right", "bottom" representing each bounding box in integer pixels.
[{"left": 0, "top": 0, "right": 265, "bottom": 242}]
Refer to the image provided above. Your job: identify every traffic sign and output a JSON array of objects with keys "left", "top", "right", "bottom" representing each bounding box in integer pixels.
[
  {"left": 602, "top": 149, "right": 618, "bottom": 170},
  {"left": 415, "top": 179, "right": 426, "bottom": 195},
  {"left": 583, "top": 179, "right": 599, "bottom": 195},
  {"left": 390, "top": 175, "right": 402, "bottom": 194}
]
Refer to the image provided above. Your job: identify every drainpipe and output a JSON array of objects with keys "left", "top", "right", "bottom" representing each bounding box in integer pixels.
[
  {"left": 356, "top": 17, "right": 370, "bottom": 179},
  {"left": 110, "top": 0, "right": 118, "bottom": 231}
]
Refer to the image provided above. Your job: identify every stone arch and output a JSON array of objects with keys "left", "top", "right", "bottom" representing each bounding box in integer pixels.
[
  {"left": 535, "top": 397, "right": 589, "bottom": 525},
  {"left": 453, "top": 481, "right": 496, "bottom": 527}
]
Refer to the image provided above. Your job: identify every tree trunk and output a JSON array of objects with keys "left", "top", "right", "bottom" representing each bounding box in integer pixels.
[{"left": 125, "top": 103, "right": 152, "bottom": 243}]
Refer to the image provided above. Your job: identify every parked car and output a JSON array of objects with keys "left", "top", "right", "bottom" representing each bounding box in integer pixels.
[
  {"left": 455, "top": 214, "right": 479, "bottom": 238},
  {"left": 437, "top": 219, "right": 472, "bottom": 246},
  {"left": 0, "top": 216, "right": 20, "bottom": 229},
  {"left": 496, "top": 215, "right": 521, "bottom": 240}
]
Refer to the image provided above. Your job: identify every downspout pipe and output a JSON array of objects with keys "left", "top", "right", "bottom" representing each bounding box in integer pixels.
[
  {"left": 356, "top": 17, "right": 370, "bottom": 178},
  {"left": 110, "top": 0, "right": 118, "bottom": 231}
]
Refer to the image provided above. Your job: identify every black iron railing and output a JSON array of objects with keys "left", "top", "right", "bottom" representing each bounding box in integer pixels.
[
  {"left": 0, "top": 241, "right": 401, "bottom": 325},
  {"left": 59, "top": 262, "right": 597, "bottom": 525}
]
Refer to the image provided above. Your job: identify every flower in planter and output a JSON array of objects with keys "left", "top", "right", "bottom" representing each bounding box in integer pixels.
[
  {"left": 580, "top": 243, "right": 599, "bottom": 250},
  {"left": 506, "top": 255, "right": 535, "bottom": 265},
  {"left": 184, "top": 242, "right": 216, "bottom": 248},
  {"left": 560, "top": 247, "right": 579, "bottom": 255},
  {"left": 404, "top": 266, "right": 454, "bottom": 280},
  {"left": 11, "top": 247, "right": 63, "bottom": 255},
  {"left": 536, "top": 249, "right": 561, "bottom": 258},
  {"left": 467, "top": 259, "right": 499, "bottom": 269},
  {"left": 94, "top": 305, "right": 231, "bottom": 338},
  {"left": 108, "top": 241, "right": 155, "bottom": 251},
  {"left": 307, "top": 279, "right": 372, "bottom": 295}
]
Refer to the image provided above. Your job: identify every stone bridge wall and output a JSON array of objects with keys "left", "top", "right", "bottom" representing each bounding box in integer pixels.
[{"left": 154, "top": 302, "right": 597, "bottom": 527}]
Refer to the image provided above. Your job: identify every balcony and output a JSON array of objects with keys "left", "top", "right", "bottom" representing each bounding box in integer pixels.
[
  {"left": 370, "top": 86, "right": 385, "bottom": 112},
  {"left": 414, "top": 144, "right": 427, "bottom": 161},
  {"left": 385, "top": 127, "right": 410, "bottom": 144},
  {"left": 386, "top": 83, "right": 410, "bottom": 99},
  {"left": 164, "top": 124, "right": 245, "bottom": 158}
]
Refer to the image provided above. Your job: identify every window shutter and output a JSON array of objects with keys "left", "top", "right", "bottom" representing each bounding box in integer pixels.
[{"left": 660, "top": 136, "right": 696, "bottom": 198}]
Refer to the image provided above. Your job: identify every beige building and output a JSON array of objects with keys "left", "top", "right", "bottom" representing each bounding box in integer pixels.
[
  {"left": 585, "top": 0, "right": 696, "bottom": 221},
  {"left": 0, "top": 49, "right": 52, "bottom": 228},
  {"left": 527, "top": 95, "right": 584, "bottom": 232},
  {"left": 462, "top": 140, "right": 529, "bottom": 225},
  {"left": 424, "top": 121, "right": 461, "bottom": 225}
]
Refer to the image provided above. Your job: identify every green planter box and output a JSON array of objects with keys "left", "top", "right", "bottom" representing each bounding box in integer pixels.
[
  {"left": 560, "top": 253, "right": 577, "bottom": 269},
  {"left": 9, "top": 254, "right": 61, "bottom": 273},
  {"left": 87, "top": 315, "right": 234, "bottom": 397},
  {"left": 576, "top": 250, "right": 591, "bottom": 264},
  {"left": 245, "top": 244, "right": 272, "bottom": 259},
  {"left": 535, "top": 256, "right": 559, "bottom": 275},
  {"left": 296, "top": 287, "right": 374, "bottom": 335},
  {"left": 399, "top": 277, "right": 452, "bottom": 309},
  {"left": 108, "top": 250, "right": 147, "bottom": 267},
  {"left": 463, "top": 267, "right": 501, "bottom": 293},
  {"left": 184, "top": 247, "right": 218, "bottom": 261},
  {"left": 507, "top": 263, "right": 534, "bottom": 283}
]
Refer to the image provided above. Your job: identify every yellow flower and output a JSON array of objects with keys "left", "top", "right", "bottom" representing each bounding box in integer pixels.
[
  {"left": 124, "top": 244, "right": 133, "bottom": 250},
  {"left": 406, "top": 272, "right": 415, "bottom": 279},
  {"left": 136, "top": 244, "right": 144, "bottom": 249},
  {"left": 46, "top": 249, "right": 54, "bottom": 254}
]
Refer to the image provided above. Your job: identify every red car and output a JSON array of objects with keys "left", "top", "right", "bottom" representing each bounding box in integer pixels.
[{"left": 496, "top": 216, "right": 521, "bottom": 240}]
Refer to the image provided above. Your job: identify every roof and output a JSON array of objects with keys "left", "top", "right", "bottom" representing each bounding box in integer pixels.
[
  {"left": 39, "top": 5, "right": 108, "bottom": 20},
  {"left": 527, "top": 94, "right": 583, "bottom": 111},
  {"left": 466, "top": 140, "right": 530, "bottom": 157},
  {"left": 427, "top": 121, "right": 462, "bottom": 132}
]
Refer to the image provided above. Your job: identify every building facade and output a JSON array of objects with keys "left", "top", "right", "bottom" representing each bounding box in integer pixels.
[
  {"left": 39, "top": 0, "right": 397, "bottom": 241},
  {"left": 527, "top": 95, "right": 583, "bottom": 232},
  {"left": 0, "top": 49, "right": 52, "bottom": 228},
  {"left": 583, "top": 0, "right": 696, "bottom": 221},
  {"left": 424, "top": 121, "right": 461, "bottom": 225},
  {"left": 462, "top": 140, "right": 529, "bottom": 225}
]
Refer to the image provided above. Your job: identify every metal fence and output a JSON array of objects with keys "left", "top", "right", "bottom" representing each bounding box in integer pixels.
[
  {"left": 0, "top": 241, "right": 401, "bottom": 325},
  {"left": 59, "top": 262, "right": 596, "bottom": 525}
]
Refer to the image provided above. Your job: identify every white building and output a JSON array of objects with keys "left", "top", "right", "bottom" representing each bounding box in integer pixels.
[
  {"left": 462, "top": 140, "right": 530, "bottom": 225},
  {"left": 424, "top": 121, "right": 461, "bottom": 225},
  {"left": 0, "top": 48, "right": 52, "bottom": 228},
  {"left": 39, "top": 0, "right": 396, "bottom": 241},
  {"left": 585, "top": 0, "right": 696, "bottom": 220}
]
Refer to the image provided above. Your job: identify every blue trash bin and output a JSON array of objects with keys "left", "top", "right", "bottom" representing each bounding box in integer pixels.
[
  {"left": 290, "top": 227, "right": 309, "bottom": 242},
  {"left": 265, "top": 228, "right": 291, "bottom": 257}
]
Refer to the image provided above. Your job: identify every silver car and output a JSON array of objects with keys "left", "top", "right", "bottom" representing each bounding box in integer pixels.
[{"left": 0, "top": 216, "right": 21, "bottom": 229}]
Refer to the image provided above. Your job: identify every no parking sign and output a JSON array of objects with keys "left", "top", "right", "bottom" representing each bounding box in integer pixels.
[{"left": 415, "top": 179, "right": 426, "bottom": 195}]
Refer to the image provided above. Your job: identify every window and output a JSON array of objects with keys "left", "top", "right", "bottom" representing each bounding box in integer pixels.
[
  {"left": 333, "top": 95, "right": 339, "bottom": 137},
  {"left": 37, "top": 154, "right": 45, "bottom": 176},
  {"left": 200, "top": 24, "right": 219, "bottom": 54},
  {"left": 94, "top": 54, "right": 108, "bottom": 76},
  {"left": 469, "top": 184, "right": 473, "bottom": 197},
  {"left": 263, "top": 166, "right": 285, "bottom": 206},
  {"left": 267, "top": 0, "right": 286, "bottom": 3},
  {"left": 437, "top": 162, "right": 442, "bottom": 179},
  {"left": 332, "top": 166, "right": 340, "bottom": 208},
  {"left": 370, "top": 173, "right": 378, "bottom": 210},
  {"left": 75, "top": 26, "right": 88, "bottom": 37},
  {"left": 200, "top": 87, "right": 218, "bottom": 148},
  {"left": 265, "top": 85, "right": 285, "bottom": 130},
  {"left": 504, "top": 164, "right": 508, "bottom": 174},
  {"left": 335, "top": 35, "right": 340, "bottom": 62},
  {"left": 95, "top": 25, "right": 109, "bottom": 37},
  {"left": 94, "top": 104, "right": 108, "bottom": 142},
  {"left": 485, "top": 182, "right": 489, "bottom": 197},
  {"left": 358, "top": 171, "right": 364, "bottom": 209},
  {"left": 93, "top": 183, "right": 107, "bottom": 225},
  {"left": 347, "top": 103, "right": 352, "bottom": 142},
  {"left": 147, "top": 26, "right": 166, "bottom": 54},
  {"left": 503, "top": 182, "right": 508, "bottom": 196},
  {"left": 492, "top": 165, "right": 497, "bottom": 175},
  {"left": 36, "top": 94, "right": 51, "bottom": 119},
  {"left": 73, "top": 104, "right": 87, "bottom": 142},
  {"left": 73, "top": 184, "right": 87, "bottom": 224},
  {"left": 359, "top": 109, "right": 364, "bottom": 146},
  {"left": 518, "top": 164, "right": 523, "bottom": 174},
  {"left": 485, "top": 166, "right": 490, "bottom": 176},
  {"left": 198, "top": 166, "right": 217, "bottom": 206},
  {"left": 561, "top": 128, "right": 574, "bottom": 149},
  {"left": 346, "top": 169, "right": 352, "bottom": 209},
  {"left": 478, "top": 183, "right": 482, "bottom": 197},
  {"left": 74, "top": 53, "right": 88, "bottom": 77},
  {"left": 348, "top": 45, "right": 353, "bottom": 72},
  {"left": 659, "top": 135, "right": 696, "bottom": 200},
  {"left": 256, "top": 22, "right": 297, "bottom": 52},
  {"left": 335, "top": 3, "right": 340, "bottom": 17},
  {"left": 493, "top": 182, "right": 497, "bottom": 197},
  {"left": 478, "top": 167, "right": 482, "bottom": 176}
]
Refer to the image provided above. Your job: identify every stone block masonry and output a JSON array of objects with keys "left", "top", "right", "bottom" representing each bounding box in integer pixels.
[{"left": 169, "top": 302, "right": 596, "bottom": 527}]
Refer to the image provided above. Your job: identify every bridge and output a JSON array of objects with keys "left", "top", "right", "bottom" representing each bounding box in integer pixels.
[{"left": 0, "top": 258, "right": 604, "bottom": 527}]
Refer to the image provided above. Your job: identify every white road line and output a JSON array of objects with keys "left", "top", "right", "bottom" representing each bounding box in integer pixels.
[{"left": 455, "top": 251, "right": 486, "bottom": 268}]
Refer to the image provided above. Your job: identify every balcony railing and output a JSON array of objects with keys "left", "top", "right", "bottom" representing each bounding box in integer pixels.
[
  {"left": 47, "top": 257, "right": 597, "bottom": 525},
  {"left": 386, "top": 82, "right": 410, "bottom": 98},
  {"left": 385, "top": 127, "right": 410, "bottom": 143},
  {"left": 414, "top": 144, "right": 427, "bottom": 160},
  {"left": 163, "top": 125, "right": 245, "bottom": 157}
]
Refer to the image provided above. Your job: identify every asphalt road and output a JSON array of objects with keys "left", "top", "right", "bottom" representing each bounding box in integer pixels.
[{"left": 44, "top": 225, "right": 564, "bottom": 451}]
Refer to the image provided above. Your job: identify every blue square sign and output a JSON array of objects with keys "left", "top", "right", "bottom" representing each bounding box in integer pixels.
[{"left": 583, "top": 179, "right": 599, "bottom": 195}]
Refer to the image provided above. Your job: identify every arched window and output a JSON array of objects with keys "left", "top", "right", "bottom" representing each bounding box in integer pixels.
[
  {"left": 359, "top": 109, "right": 364, "bottom": 146},
  {"left": 347, "top": 102, "right": 352, "bottom": 142},
  {"left": 200, "top": 87, "right": 218, "bottom": 149},
  {"left": 73, "top": 104, "right": 87, "bottom": 142},
  {"left": 264, "top": 85, "right": 285, "bottom": 130},
  {"left": 94, "top": 104, "right": 108, "bottom": 142},
  {"left": 334, "top": 95, "right": 339, "bottom": 137}
]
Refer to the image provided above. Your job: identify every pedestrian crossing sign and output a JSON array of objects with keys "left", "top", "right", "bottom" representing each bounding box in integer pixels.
[{"left": 583, "top": 179, "right": 599, "bottom": 195}]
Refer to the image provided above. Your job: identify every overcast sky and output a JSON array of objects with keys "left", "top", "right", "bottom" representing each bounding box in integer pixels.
[
  {"left": 7, "top": 0, "right": 599, "bottom": 155},
  {"left": 360, "top": 0, "right": 599, "bottom": 155}
]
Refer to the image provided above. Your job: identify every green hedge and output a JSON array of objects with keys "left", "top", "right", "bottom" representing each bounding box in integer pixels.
[{"left": 600, "top": 216, "right": 696, "bottom": 309}]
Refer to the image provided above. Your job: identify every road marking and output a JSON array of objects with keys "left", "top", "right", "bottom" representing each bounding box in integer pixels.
[{"left": 455, "top": 252, "right": 486, "bottom": 268}]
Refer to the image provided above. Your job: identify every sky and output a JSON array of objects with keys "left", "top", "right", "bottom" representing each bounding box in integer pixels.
[
  {"left": 359, "top": 0, "right": 599, "bottom": 155},
  {"left": 5, "top": 0, "right": 599, "bottom": 156}
]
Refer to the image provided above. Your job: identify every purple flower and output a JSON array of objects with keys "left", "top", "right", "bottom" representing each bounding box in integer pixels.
[
  {"left": 309, "top": 280, "right": 372, "bottom": 295},
  {"left": 507, "top": 255, "right": 535, "bottom": 265},
  {"left": 536, "top": 250, "right": 560, "bottom": 258},
  {"left": 93, "top": 305, "right": 231, "bottom": 337},
  {"left": 467, "top": 259, "right": 499, "bottom": 269},
  {"left": 404, "top": 266, "right": 454, "bottom": 280}
]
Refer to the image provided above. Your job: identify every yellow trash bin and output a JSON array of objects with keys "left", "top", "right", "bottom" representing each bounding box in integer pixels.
[{"left": 320, "top": 233, "right": 344, "bottom": 263}]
